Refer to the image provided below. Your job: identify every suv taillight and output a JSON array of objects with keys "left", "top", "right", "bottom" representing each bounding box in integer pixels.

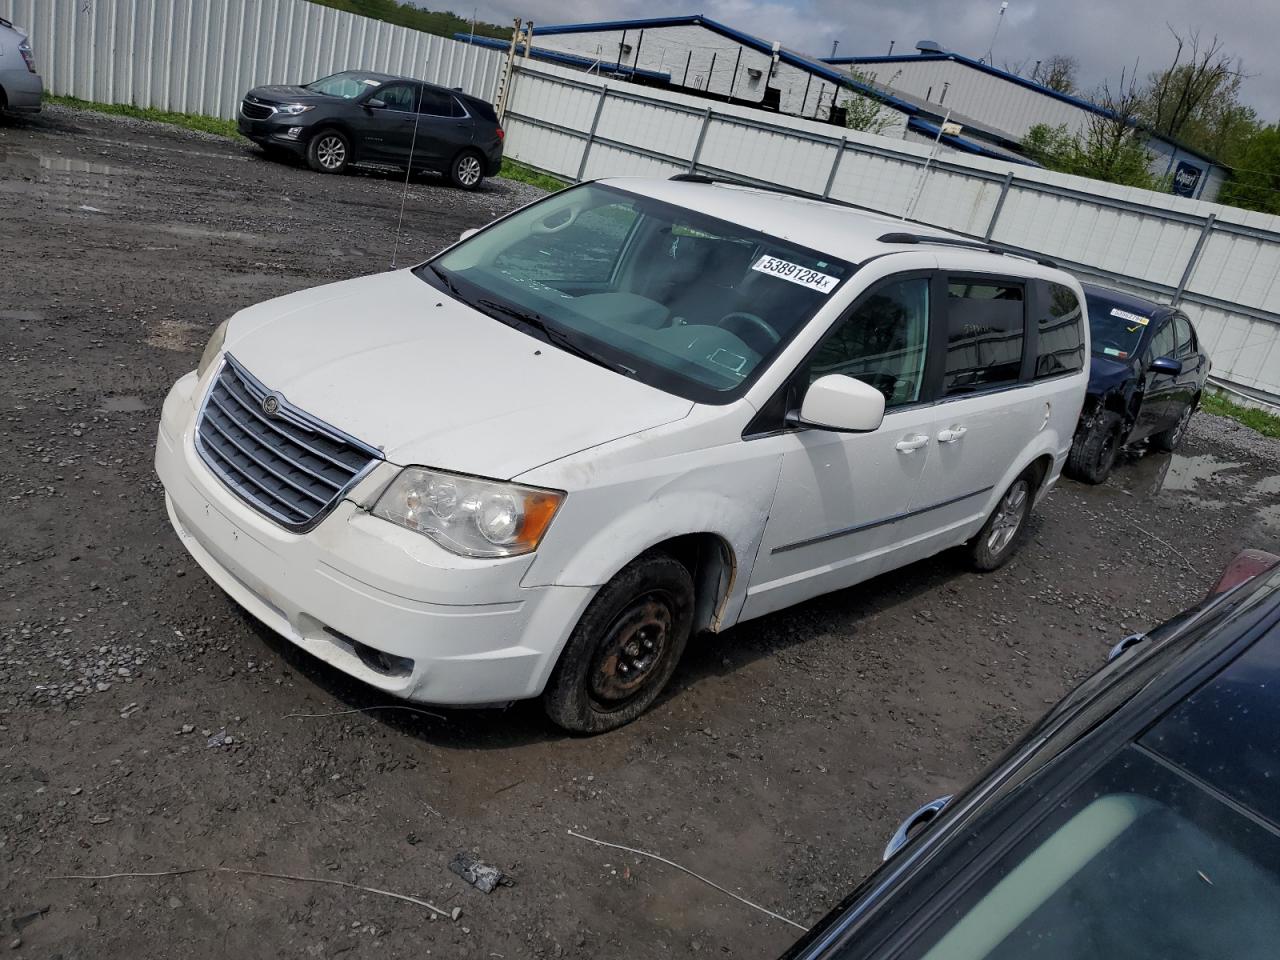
[
  {"left": 496, "top": 126, "right": 505, "bottom": 142},
  {"left": 19, "top": 39, "right": 36, "bottom": 74}
]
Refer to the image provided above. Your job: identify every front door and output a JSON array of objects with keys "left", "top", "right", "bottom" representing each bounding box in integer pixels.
[
  {"left": 1132, "top": 316, "right": 1180, "bottom": 441},
  {"left": 742, "top": 275, "right": 935, "bottom": 621},
  {"left": 357, "top": 82, "right": 420, "bottom": 162}
]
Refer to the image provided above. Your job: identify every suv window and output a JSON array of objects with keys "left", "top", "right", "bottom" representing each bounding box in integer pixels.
[
  {"left": 377, "top": 83, "right": 418, "bottom": 112},
  {"left": 419, "top": 87, "right": 459, "bottom": 117},
  {"left": 1035, "top": 283, "right": 1085, "bottom": 378},
  {"left": 805, "top": 277, "right": 930, "bottom": 407},
  {"left": 944, "top": 280, "right": 1025, "bottom": 394},
  {"left": 1173, "top": 315, "right": 1195, "bottom": 357},
  {"left": 1148, "top": 318, "right": 1177, "bottom": 361}
]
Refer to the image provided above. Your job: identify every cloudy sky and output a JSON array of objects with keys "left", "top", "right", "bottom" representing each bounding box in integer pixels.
[{"left": 467, "top": 0, "right": 1278, "bottom": 121}]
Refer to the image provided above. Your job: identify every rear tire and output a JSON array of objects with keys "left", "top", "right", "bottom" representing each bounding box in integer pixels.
[
  {"left": 307, "top": 129, "right": 350, "bottom": 174},
  {"left": 1150, "top": 397, "right": 1196, "bottom": 452},
  {"left": 449, "top": 150, "right": 485, "bottom": 190},
  {"left": 1065, "top": 411, "right": 1123, "bottom": 485},
  {"left": 968, "top": 472, "right": 1035, "bottom": 571},
  {"left": 543, "top": 553, "right": 694, "bottom": 734}
]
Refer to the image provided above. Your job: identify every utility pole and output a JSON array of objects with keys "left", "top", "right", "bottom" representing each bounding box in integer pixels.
[
  {"left": 830, "top": 40, "right": 839, "bottom": 58},
  {"left": 887, "top": 39, "right": 895, "bottom": 55}
]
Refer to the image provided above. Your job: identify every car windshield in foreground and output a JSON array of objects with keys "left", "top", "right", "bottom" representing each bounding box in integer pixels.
[
  {"left": 305, "top": 71, "right": 385, "bottom": 99},
  {"left": 416, "top": 182, "right": 855, "bottom": 403},
  {"left": 1086, "top": 294, "right": 1154, "bottom": 361}
]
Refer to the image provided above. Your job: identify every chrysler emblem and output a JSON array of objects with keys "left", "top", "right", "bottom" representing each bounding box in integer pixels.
[{"left": 262, "top": 394, "right": 281, "bottom": 416}]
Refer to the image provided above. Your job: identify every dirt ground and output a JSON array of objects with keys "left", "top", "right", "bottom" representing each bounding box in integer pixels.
[{"left": 2, "top": 107, "right": 1278, "bottom": 960}]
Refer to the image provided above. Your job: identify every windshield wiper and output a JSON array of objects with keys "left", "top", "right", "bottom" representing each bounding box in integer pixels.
[
  {"left": 476, "top": 299, "right": 635, "bottom": 376},
  {"left": 428, "top": 263, "right": 461, "bottom": 298}
]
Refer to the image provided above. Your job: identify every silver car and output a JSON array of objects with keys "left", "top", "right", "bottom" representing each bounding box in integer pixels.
[{"left": 0, "top": 16, "right": 41, "bottom": 114}]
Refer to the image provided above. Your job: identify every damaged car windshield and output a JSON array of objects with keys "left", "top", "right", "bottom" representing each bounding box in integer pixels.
[
  {"left": 1086, "top": 294, "right": 1153, "bottom": 361},
  {"left": 416, "top": 182, "right": 854, "bottom": 403}
]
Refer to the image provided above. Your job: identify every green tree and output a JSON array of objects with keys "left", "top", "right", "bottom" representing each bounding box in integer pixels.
[
  {"left": 1218, "top": 126, "right": 1280, "bottom": 215},
  {"left": 305, "top": 0, "right": 509, "bottom": 41},
  {"left": 1023, "top": 122, "right": 1163, "bottom": 190},
  {"left": 842, "top": 67, "right": 898, "bottom": 136}
]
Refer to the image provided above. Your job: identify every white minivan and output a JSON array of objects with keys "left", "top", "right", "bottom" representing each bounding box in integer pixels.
[{"left": 156, "top": 177, "right": 1088, "bottom": 732}]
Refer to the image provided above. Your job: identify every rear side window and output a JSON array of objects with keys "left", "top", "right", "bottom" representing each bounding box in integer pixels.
[
  {"left": 419, "top": 87, "right": 461, "bottom": 117},
  {"left": 944, "top": 280, "right": 1025, "bottom": 394},
  {"left": 1035, "top": 283, "right": 1085, "bottom": 378},
  {"left": 1148, "top": 319, "right": 1177, "bottom": 361},
  {"left": 1173, "top": 316, "right": 1195, "bottom": 357}
]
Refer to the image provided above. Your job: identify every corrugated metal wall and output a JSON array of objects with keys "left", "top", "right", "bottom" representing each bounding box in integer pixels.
[
  {"left": 504, "top": 63, "right": 1280, "bottom": 402},
  {"left": 0, "top": 0, "right": 505, "bottom": 117}
]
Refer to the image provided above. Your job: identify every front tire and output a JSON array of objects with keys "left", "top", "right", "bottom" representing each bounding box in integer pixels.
[
  {"left": 968, "top": 472, "right": 1034, "bottom": 571},
  {"left": 1150, "top": 397, "right": 1196, "bottom": 452},
  {"left": 307, "top": 129, "right": 350, "bottom": 174},
  {"left": 449, "top": 150, "right": 485, "bottom": 190},
  {"left": 543, "top": 553, "right": 694, "bottom": 734},
  {"left": 1065, "top": 411, "right": 1123, "bottom": 485}
]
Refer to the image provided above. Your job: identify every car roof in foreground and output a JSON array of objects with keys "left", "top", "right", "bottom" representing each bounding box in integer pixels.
[
  {"left": 598, "top": 178, "right": 1073, "bottom": 276},
  {"left": 1081, "top": 282, "right": 1174, "bottom": 320}
]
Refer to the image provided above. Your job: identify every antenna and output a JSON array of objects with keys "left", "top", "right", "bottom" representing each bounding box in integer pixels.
[
  {"left": 983, "top": 1, "right": 1009, "bottom": 64},
  {"left": 390, "top": 85, "right": 426, "bottom": 270}
]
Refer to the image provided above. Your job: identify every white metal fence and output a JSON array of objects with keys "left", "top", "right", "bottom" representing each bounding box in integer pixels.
[
  {"left": 503, "top": 62, "right": 1280, "bottom": 405},
  {"left": 0, "top": 0, "right": 505, "bottom": 117}
]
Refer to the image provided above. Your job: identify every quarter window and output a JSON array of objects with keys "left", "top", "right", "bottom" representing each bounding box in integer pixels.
[
  {"left": 944, "top": 281, "right": 1025, "bottom": 394},
  {"left": 1173, "top": 316, "right": 1195, "bottom": 357},
  {"left": 806, "top": 277, "right": 930, "bottom": 407},
  {"left": 1035, "top": 283, "right": 1085, "bottom": 378}
]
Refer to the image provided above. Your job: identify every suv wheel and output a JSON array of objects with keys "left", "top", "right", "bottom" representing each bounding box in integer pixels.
[
  {"left": 1151, "top": 398, "right": 1196, "bottom": 452},
  {"left": 968, "top": 473, "right": 1034, "bottom": 571},
  {"left": 449, "top": 150, "right": 485, "bottom": 190},
  {"left": 543, "top": 553, "right": 694, "bottom": 734},
  {"left": 307, "top": 129, "right": 350, "bottom": 174},
  {"left": 1065, "top": 411, "right": 1123, "bottom": 485}
]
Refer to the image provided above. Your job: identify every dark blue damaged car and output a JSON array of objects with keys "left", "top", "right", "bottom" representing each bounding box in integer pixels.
[{"left": 1063, "top": 284, "right": 1210, "bottom": 483}]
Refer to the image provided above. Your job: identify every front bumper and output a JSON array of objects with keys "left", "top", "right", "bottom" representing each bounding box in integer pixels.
[
  {"left": 1, "top": 69, "right": 43, "bottom": 112},
  {"left": 155, "top": 369, "right": 593, "bottom": 705},
  {"left": 237, "top": 112, "right": 310, "bottom": 155}
]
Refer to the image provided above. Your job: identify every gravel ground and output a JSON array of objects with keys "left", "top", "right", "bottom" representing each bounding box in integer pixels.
[{"left": 2, "top": 107, "right": 1278, "bottom": 959}]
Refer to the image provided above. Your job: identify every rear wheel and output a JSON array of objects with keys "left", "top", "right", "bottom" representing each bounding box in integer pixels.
[
  {"left": 968, "top": 473, "right": 1034, "bottom": 571},
  {"left": 307, "top": 129, "right": 350, "bottom": 174},
  {"left": 1151, "top": 397, "right": 1196, "bottom": 452},
  {"left": 543, "top": 553, "right": 694, "bottom": 734},
  {"left": 1065, "top": 411, "right": 1123, "bottom": 485},
  {"left": 449, "top": 150, "right": 485, "bottom": 190}
]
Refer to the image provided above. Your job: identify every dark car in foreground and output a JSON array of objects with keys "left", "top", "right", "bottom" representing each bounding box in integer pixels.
[
  {"left": 1066, "top": 284, "right": 1210, "bottom": 483},
  {"left": 238, "top": 70, "right": 503, "bottom": 189},
  {"left": 782, "top": 549, "right": 1280, "bottom": 960}
]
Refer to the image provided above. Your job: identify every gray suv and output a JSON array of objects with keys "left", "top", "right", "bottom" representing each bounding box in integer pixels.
[{"left": 0, "top": 16, "right": 41, "bottom": 114}]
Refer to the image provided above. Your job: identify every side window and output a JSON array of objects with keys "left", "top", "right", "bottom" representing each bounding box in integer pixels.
[
  {"left": 1148, "top": 319, "right": 1177, "bottom": 361},
  {"left": 418, "top": 87, "right": 454, "bottom": 117},
  {"left": 377, "top": 83, "right": 417, "bottom": 112},
  {"left": 1173, "top": 316, "right": 1195, "bottom": 357},
  {"left": 805, "top": 277, "right": 930, "bottom": 408},
  {"left": 492, "top": 202, "right": 639, "bottom": 285},
  {"left": 1035, "top": 282, "right": 1085, "bottom": 378},
  {"left": 944, "top": 280, "right": 1025, "bottom": 394}
]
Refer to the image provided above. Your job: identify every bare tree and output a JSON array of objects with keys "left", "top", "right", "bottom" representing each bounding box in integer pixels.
[
  {"left": 1144, "top": 27, "right": 1246, "bottom": 141},
  {"left": 1031, "top": 54, "right": 1078, "bottom": 94}
]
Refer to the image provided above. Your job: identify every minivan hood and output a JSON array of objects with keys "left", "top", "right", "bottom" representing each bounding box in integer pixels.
[{"left": 222, "top": 270, "right": 694, "bottom": 479}]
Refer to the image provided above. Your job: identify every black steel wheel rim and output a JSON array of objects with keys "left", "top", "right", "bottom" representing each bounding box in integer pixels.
[{"left": 588, "top": 592, "right": 674, "bottom": 709}]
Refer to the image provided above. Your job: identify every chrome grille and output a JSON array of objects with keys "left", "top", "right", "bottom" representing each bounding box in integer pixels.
[
  {"left": 196, "top": 355, "right": 380, "bottom": 531},
  {"left": 240, "top": 100, "right": 274, "bottom": 120}
]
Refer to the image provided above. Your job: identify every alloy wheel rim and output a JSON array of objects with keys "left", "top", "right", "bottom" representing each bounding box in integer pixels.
[
  {"left": 987, "top": 481, "right": 1029, "bottom": 555},
  {"left": 589, "top": 594, "right": 672, "bottom": 706},
  {"left": 458, "top": 155, "right": 481, "bottom": 186},
  {"left": 317, "top": 136, "right": 345, "bottom": 169}
]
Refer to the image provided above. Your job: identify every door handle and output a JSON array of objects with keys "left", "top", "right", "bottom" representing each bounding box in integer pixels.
[
  {"left": 895, "top": 435, "right": 930, "bottom": 453},
  {"left": 936, "top": 426, "right": 967, "bottom": 443}
]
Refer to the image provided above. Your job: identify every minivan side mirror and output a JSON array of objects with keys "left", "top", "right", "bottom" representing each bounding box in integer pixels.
[
  {"left": 790, "top": 374, "right": 886, "bottom": 433},
  {"left": 1150, "top": 356, "right": 1182, "bottom": 376},
  {"left": 459, "top": 228, "right": 479, "bottom": 242}
]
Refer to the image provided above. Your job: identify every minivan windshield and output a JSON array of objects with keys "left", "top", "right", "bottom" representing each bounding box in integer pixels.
[
  {"left": 417, "top": 183, "right": 854, "bottom": 403},
  {"left": 305, "top": 71, "right": 384, "bottom": 99},
  {"left": 1085, "top": 293, "right": 1153, "bottom": 360}
]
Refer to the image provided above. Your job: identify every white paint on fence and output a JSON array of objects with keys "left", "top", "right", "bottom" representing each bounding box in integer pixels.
[
  {"left": 503, "top": 62, "right": 1280, "bottom": 402},
  {"left": 0, "top": 0, "right": 505, "bottom": 118}
]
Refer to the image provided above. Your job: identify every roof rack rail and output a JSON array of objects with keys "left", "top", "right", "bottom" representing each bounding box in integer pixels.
[
  {"left": 877, "top": 231, "right": 1059, "bottom": 268},
  {"left": 668, "top": 172, "right": 848, "bottom": 205}
]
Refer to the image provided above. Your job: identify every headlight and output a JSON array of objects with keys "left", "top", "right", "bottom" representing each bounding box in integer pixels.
[
  {"left": 373, "top": 467, "right": 564, "bottom": 558},
  {"left": 197, "top": 318, "right": 230, "bottom": 377},
  {"left": 279, "top": 103, "right": 314, "bottom": 115}
]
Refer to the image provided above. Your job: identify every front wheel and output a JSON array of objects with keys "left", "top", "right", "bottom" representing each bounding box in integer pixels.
[
  {"left": 307, "top": 129, "right": 350, "bottom": 174},
  {"left": 968, "top": 473, "right": 1034, "bottom": 571},
  {"left": 1065, "top": 411, "right": 1123, "bottom": 485},
  {"left": 449, "top": 150, "right": 485, "bottom": 190},
  {"left": 1150, "top": 398, "right": 1196, "bottom": 452},
  {"left": 543, "top": 553, "right": 694, "bottom": 734}
]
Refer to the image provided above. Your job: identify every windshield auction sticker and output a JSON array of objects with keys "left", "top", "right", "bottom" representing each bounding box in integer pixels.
[
  {"left": 1110, "top": 307, "right": 1149, "bottom": 325},
  {"left": 752, "top": 255, "right": 840, "bottom": 293}
]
